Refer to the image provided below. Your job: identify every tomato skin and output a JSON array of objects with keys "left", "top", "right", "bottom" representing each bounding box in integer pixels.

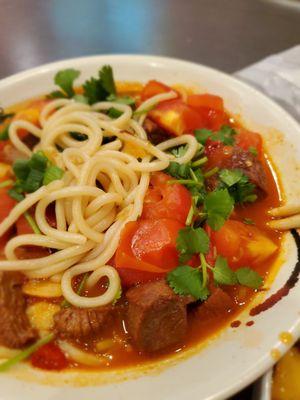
[
  {"left": 187, "top": 94, "right": 224, "bottom": 112},
  {"left": 236, "top": 129, "right": 263, "bottom": 154},
  {"left": 31, "top": 342, "right": 68, "bottom": 371},
  {"left": 149, "top": 99, "right": 205, "bottom": 136},
  {"left": 115, "top": 218, "right": 184, "bottom": 286},
  {"left": 141, "top": 80, "right": 176, "bottom": 101},
  {"left": 0, "top": 188, "right": 16, "bottom": 224},
  {"left": 211, "top": 220, "right": 278, "bottom": 269},
  {"left": 142, "top": 172, "right": 191, "bottom": 224},
  {"left": 187, "top": 94, "right": 226, "bottom": 131}
]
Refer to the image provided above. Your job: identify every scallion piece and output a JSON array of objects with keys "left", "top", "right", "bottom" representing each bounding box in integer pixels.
[
  {"left": 43, "top": 166, "right": 64, "bottom": 186},
  {"left": 23, "top": 169, "right": 44, "bottom": 193},
  {"left": 28, "top": 151, "right": 48, "bottom": 172},
  {"left": 0, "top": 333, "right": 54, "bottom": 372},
  {"left": 107, "top": 108, "right": 123, "bottom": 119},
  {"left": 13, "top": 159, "right": 30, "bottom": 181},
  {"left": 24, "top": 211, "right": 41, "bottom": 235}
]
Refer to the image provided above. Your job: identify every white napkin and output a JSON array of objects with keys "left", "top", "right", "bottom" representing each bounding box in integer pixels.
[{"left": 235, "top": 45, "right": 300, "bottom": 122}]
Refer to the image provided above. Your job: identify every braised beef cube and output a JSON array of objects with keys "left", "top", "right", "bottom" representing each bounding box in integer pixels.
[
  {"left": 126, "top": 280, "right": 187, "bottom": 353},
  {"left": 195, "top": 288, "right": 234, "bottom": 321},
  {"left": 54, "top": 306, "right": 112, "bottom": 339},
  {"left": 0, "top": 272, "right": 36, "bottom": 348},
  {"left": 230, "top": 147, "right": 267, "bottom": 194}
]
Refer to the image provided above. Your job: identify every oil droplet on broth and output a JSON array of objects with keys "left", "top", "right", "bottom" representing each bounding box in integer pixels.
[
  {"left": 279, "top": 331, "right": 293, "bottom": 345},
  {"left": 271, "top": 348, "right": 281, "bottom": 361}
]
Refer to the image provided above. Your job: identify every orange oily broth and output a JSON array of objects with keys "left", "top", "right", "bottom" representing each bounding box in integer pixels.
[{"left": 1, "top": 87, "right": 282, "bottom": 371}]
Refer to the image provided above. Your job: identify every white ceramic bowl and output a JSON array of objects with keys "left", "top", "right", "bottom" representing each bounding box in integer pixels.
[{"left": 0, "top": 55, "right": 300, "bottom": 400}]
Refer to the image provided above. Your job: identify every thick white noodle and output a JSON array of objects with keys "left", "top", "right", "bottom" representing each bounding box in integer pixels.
[{"left": 0, "top": 95, "right": 198, "bottom": 308}]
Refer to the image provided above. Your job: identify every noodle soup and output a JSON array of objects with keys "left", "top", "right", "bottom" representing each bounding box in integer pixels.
[{"left": 0, "top": 65, "right": 283, "bottom": 373}]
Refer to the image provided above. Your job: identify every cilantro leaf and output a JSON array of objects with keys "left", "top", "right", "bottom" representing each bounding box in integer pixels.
[
  {"left": 213, "top": 125, "right": 236, "bottom": 145},
  {"left": 203, "top": 189, "right": 234, "bottom": 230},
  {"left": 167, "top": 266, "right": 210, "bottom": 301},
  {"left": 99, "top": 65, "right": 116, "bottom": 95},
  {"left": 83, "top": 65, "right": 116, "bottom": 104},
  {"left": 219, "top": 169, "right": 243, "bottom": 187},
  {"left": 176, "top": 226, "right": 209, "bottom": 262},
  {"left": 195, "top": 129, "right": 212, "bottom": 145},
  {"left": 53, "top": 69, "right": 80, "bottom": 98},
  {"left": 219, "top": 169, "right": 257, "bottom": 204},
  {"left": 83, "top": 77, "right": 107, "bottom": 104},
  {"left": 235, "top": 267, "right": 263, "bottom": 289},
  {"left": 213, "top": 256, "right": 237, "bottom": 285},
  {"left": 195, "top": 126, "right": 236, "bottom": 146}
]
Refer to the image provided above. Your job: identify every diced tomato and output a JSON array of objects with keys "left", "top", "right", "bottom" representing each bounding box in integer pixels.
[
  {"left": 141, "top": 80, "right": 176, "bottom": 101},
  {"left": 31, "top": 342, "right": 68, "bottom": 371},
  {"left": 12, "top": 99, "right": 49, "bottom": 139},
  {"left": 210, "top": 220, "right": 278, "bottom": 269},
  {"left": 187, "top": 94, "right": 224, "bottom": 112},
  {"left": 115, "top": 218, "right": 184, "bottom": 286},
  {"left": 16, "top": 214, "right": 33, "bottom": 235},
  {"left": 142, "top": 172, "right": 191, "bottom": 224},
  {"left": 235, "top": 129, "right": 263, "bottom": 154},
  {"left": 0, "top": 188, "right": 16, "bottom": 224},
  {"left": 149, "top": 99, "right": 205, "bottom": 136},
  {"left": 187, "top": 94, "right": 226, "bottom": 131}
]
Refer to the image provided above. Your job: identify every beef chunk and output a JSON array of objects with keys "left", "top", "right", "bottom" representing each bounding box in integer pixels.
[
  {"left": 126, "top": 280, "right": 187, "bottom": 353},
  {"left": 195, "top": 288, "right": 234, "bottom": 321},
  {"left": 143, "top": 118, "right": 170, "bottom": 145},
  {"left": 54, "top": 306, "right": 112, "bottom": 339},
  {"left": 205, "top": 146, "right": 267, "bottom": 195},
  {"left": 0, "top": 272, "right": 36, "bottom": 348},
  {"left": 230, "top": 147, "right": 267, "bottom": 193}
]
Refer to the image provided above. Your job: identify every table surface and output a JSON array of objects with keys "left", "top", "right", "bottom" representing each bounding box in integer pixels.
[{"left": 0, "top": 0, "right": 299, "bottom": 398}]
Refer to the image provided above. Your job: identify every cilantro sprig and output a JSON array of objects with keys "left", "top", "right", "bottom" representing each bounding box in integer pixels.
[
  {"left": 176, "top": 226, "right": 209, "bottom": 263},
  {"left": 49, "top": 68, "right": 80, "bottom": 99},
  {"left": 195, "top": 125, "right": 237, "bottom": 146},
  {"left": 219, "top": 169, "right": 257, "bottom": 204}
]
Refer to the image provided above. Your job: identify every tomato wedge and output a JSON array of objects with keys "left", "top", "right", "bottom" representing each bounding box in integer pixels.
[
  {"left": 235, "top": 129, "right": 263, "bottom": 154},
  {"left": 31, "top": 342, "right": 68, "bottom": 371},
  {"left": 187, "top": 94, "right": 227, "bottom": 131},
  {"left": 115, "top": 218, "right": 184, "bottom": 286},
  {"left": 149, "top": 99, "right": 205, "bottom": 136},
  {"left": 142, "top": 172, "right": 191, "bottom": 224},
  {"left": 210, "top": 220, "right": 278, "bottom": 269},
  {"left": 141, "top": 80, "right": 176, "bottom": 101}
]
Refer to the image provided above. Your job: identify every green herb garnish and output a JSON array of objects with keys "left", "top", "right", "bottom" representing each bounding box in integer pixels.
[
  {"left": 176, "top": 226, "right": 209, "bottom": 263},
  {"left": 167, "top": 265, "right": 210, "bottom": 301},
  {"left": 219, "top": 169, "right": 257, "bottom": 204},
  {"left": 195, "top": 125, "right": 237, "bottom": 146},
  {"left": 83, "top": 65, "right": 116, "bottom": 104},
  {"left": 203, "top": 189, "right": 234, "bottom": 230},
  {"left": 235, "top": 267, "right": 263, "bottom": 289},
  {"left": 0, "top": 333, "right": 54, "bottom": 372},
  {"left": 49, "top": 68, "right": 80, "bottom": 99}
]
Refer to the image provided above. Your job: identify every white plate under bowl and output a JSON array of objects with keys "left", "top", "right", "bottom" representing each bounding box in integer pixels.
[{"left": 0, "top": 55, "right": 300, "bottom": 400}]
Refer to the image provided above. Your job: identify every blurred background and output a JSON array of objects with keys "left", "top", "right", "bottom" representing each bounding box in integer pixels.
[{"left": 0, "top": 0, "right": 300, "bottom": 79}]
